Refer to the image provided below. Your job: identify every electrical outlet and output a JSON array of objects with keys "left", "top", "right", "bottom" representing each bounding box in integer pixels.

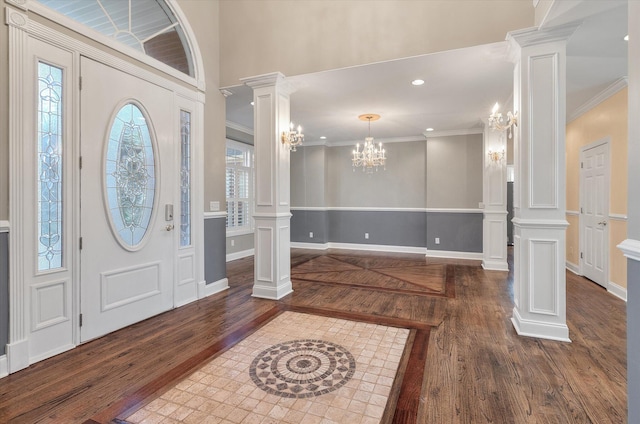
[
  {"left": 365, "top": 233, "right": 369, "bottom": 239},
  {"left": 309, "top": 232, "right": 314, "bottom": 238},
  {"left": 231, "top": 239, "right": 235, "bottom": 247},
  {"left": 435, "top": 237, "right": 440, "bottom": 245}
]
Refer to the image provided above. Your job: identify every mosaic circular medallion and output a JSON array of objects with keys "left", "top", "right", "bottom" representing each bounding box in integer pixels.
[{"left": 249, "top": 339, "right": 356, "bottom": 398}]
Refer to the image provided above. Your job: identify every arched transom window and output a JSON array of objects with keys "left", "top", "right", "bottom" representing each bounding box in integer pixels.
[{"left": 36, "top": 0, "right": 194, "bottom": 76}]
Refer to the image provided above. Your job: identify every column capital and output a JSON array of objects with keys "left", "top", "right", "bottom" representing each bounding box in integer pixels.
[
  {"left": 506, "top": 22, "right": 581, "bottom": 61},
  {"left": 240, "top": 72, "right": 297, "bottom": 95}
]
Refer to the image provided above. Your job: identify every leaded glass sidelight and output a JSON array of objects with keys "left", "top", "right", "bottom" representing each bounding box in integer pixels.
[
  {"left": 105, "top": 103, "right": 156, "bottom": 247},
  {"left": 37, "top": 62, "right": 64, "bottom": 271},
  {"left": 180, "top": 110, "right": 191, "bottom": 247}
]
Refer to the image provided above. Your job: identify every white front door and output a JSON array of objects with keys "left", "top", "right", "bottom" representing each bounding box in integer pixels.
[
  {"left": 80, "top": 57, "right": 175, "bottom": 342},
  {"left": 580, "top": 141, "right": 609, "bottom": 287}
]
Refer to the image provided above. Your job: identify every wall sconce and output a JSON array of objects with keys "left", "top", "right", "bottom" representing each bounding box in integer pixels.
[
  {"left": 281, "top": 122, "right": 304, "bottom": 151},
  {"left": 489, "top": 103, "right": 517, "bottom": 139},
  {"left": 487, "top": 148, "right": 506, "bottom": 166}
]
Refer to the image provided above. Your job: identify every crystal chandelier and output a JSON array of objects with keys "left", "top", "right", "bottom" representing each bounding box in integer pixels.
[
  {"left": 352, "top": 114, "right": 386, "bottom": 172},
  {"left": 488, "top": 103, "right": 518, "bottom": 139},
  {"left": 281, "top": 122, "right": 304, "bottom": 151}
]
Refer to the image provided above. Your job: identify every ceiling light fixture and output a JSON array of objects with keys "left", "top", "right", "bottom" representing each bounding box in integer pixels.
[
  {"left": 411, "top": 79, "right": 425, "bottom": 86},
  {"left": 426, "top": 127, "right": 434, "bottom": 132},
  {"left": 250, "top": 101, "right": 254, "bottom": 106},
  {"left": 352, "top": 114, "right": 386, "bottom": 172},
  {"left": 624, "top": 34, "right": 629, "bottom": 41},
  {"left": 489, "top": 102, "right": 518, "bottom": 139},
  {"left": 281, "top": 122, "right": 304, "bottom": 151},
  {"left": 320, "top": 136, "right": 327, "bottom": 140}
]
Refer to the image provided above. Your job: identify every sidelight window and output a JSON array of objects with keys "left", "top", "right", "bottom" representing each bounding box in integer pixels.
[
  {"left": 37, "top": 62, "right": 64, "bottom": 271},
  {"left": 180, "top": 110, "right": 191, "bottom": 247}
]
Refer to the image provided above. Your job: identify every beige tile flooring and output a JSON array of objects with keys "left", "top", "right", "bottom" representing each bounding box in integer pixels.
[{"left": 125, "top": 312, "right": 410, "bottom": 424}]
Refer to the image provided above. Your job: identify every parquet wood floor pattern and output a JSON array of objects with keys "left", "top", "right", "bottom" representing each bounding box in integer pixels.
[
  {"left": 291, "top": 254, "right": 453, "bottom": 297},
  {"left": 0, "top": 248, "right": 628, "bottom": 423}
]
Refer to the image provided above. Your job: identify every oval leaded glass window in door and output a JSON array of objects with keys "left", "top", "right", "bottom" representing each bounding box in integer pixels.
[{"left": 105, "top": 102, "right": 156, "bottom": 248}]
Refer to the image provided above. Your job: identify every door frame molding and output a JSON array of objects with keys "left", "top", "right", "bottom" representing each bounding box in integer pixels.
[
  {"left": 578, "top": 137, "right": 610, "bottom": 286},
  {"left": 6, "top": 5, "right": 205, "bottom": 373}
]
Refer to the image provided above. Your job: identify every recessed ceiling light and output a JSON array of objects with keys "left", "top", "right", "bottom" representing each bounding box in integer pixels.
[
  {"left": 320, "top": 136, "right": 327, "bottom": 140},
  {"left": 426, "top": 127, "right": 434, "bottom": 132},
  {"left": 412, "top": 79, "right": 425, "bottom": 86},
  {"left": 250, "top": 101, "right": 254, "bottom": 106},
  {"left": 624, "top": 34, "right": 629, "bottom": 41}
]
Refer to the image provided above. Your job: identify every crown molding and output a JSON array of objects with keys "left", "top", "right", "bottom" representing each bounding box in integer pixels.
[
  {"left": 226, "top": 120, "right": 254, "bottom": 136},
  {"left": 568, "top": 77, "right": 628, "bottom": 122},
  {"left": 424, "top": 128, "right": 484, "bottom": 138}
]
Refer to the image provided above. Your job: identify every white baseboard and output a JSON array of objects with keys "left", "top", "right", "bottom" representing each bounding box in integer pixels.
[
  {"left": 291, "top": 242, "right": 330, "bottom": 250},
  {"left": 29, "top": 343, "right": 76, "bottom": 366},
  {"left": 7, "top": 339, "right": 29, "bottom": 373},
  {"left": 608, "top": 281, "right": 627, "bottom": 302},
  {"left": 327, "top": 242, "right": 427, "bottom": 255},
  {"left": 426, "top": 250, "right": 483, "bottom": 260},
  {"left": 0, "top": 355, "right": 7, "bottom": 378},
  {"left": 566, "top": 261, "right": 581, "bottom": 275},
  {"left": 226, "top": 249, "right": 254, "bottom": 262},
  {"left": 292, "top": 241, "right": 483, "bottom": 260},
  {"left": 198, "top": 278, "right": 229, "bottom": 298}
]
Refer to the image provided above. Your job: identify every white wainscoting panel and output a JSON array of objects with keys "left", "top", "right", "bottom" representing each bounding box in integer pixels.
[
  {"left": 178, "top": 254, "right": 195, "bottom": 287},
  {"left": 529, "top": 239, "right": 558, "bottom": 315},
  {"left": 256, "top": 227, "right": 274, "bottom": 282},
  {"left": 101, "top": 262, "right": 161, "bottom": 311},
  {"left": 31, "top": 280, "right": 68, "bottom": 331}
]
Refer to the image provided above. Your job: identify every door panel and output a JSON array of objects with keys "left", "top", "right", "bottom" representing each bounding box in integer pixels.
[
  {"left": 581, "top": 142, "right": 608, "bottom": 287},
  {"left": 80, "top": 57, "right": 175, "bottom": 342}
]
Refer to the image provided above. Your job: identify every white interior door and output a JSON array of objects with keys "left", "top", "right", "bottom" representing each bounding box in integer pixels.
[
  {"left": 580, "top": 141, "right": 609, "bottom": 287},
  {"left": 80, "top": 57, "right": 175, "bottom": 342}
]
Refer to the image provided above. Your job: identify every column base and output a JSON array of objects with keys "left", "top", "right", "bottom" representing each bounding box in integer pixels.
[
  {"left": 482, "top": 259, "right": 509, "bottom": 271},
  {"left": 252, "top": 280, "right": 293, "bottom": 300},
  {"left": 511, "top": 307, "right": 570, "bottom": 342}
]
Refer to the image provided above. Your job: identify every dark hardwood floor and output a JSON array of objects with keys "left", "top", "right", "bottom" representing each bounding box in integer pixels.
[{"left": 0, "top": 248, "right": 627, "bottom": 423}]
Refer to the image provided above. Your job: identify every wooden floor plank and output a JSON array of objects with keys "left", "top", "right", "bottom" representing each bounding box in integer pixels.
[{"left": 0, "top": 248, "right": 627, "bottom": 423}]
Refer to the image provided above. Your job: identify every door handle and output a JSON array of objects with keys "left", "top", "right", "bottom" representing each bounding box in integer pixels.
[
  {"left": 598, "top": 221, "right": 607, "bottom": 226},
  {"left": 165, "top": 224, "right": 174, "bottom": 231}
]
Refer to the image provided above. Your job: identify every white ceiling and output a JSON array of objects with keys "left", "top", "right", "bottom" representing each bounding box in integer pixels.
[{"left": 224, "top": 1, "right": 628, "bottom": 145}]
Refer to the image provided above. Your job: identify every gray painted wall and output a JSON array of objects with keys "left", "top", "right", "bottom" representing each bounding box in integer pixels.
[
  {"left": 426, "top": 212, "right": 482, "bottom": 252},
  {"left": 289, "top": 135, "right": 485, "bottom": 253},
  {"left": 291, "top": 210, "right": 329, "bottom": 244},
  {"left": 328, "top": 210, "right": 427, "bottom": 247},
  {"left": 426, "top": 134, "right": 483, "bottom": 209},
  {"left": 0, "top": 232, "right": 8, "bottom": 355},
  {"left": 204, "top": 218, "right": 226, "bottom": 284},
  {"left": 226, "top": 233, "right": 254, "bottom": 255},
  {"left": 291, "top": 209, "right": 482, "bottom": 253},
  {"left": 326, "top": 142, "right": 426, "bottom": 208},
  {"left": 291, "top": 146, "right": 326, "bottom": 208}
]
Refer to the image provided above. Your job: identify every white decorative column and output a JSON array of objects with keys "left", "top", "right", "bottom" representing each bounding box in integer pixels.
[
  {"left": 508, "top": 24, "right": 578, "bottom": 342},
  {"left": 482, "top": 119, "right": 508, "bottom": 271},
  {"left": 241, "top": 73, "right": 294, "bottom": 300}
]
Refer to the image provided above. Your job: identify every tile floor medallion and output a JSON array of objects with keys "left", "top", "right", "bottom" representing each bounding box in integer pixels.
[{"left": 125, "top": 311, "right": 410, "bottom": 424}]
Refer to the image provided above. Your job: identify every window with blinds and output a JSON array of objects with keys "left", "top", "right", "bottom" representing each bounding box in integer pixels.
[{"left": 226, "top": 140, "right": 253, "bottom": 234}]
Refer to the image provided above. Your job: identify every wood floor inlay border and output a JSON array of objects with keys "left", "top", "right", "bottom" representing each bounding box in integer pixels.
[{"left": 88, "top": 304, "right": 433, "bottom": 424}]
